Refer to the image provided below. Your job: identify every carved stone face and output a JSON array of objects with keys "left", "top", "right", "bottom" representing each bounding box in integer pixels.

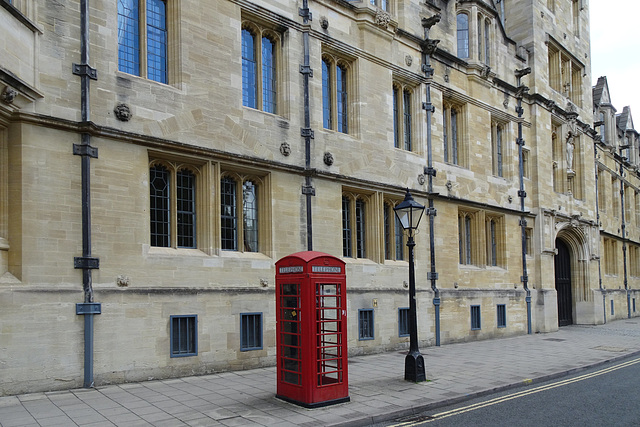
[{"left": 114, "top": 103, "right": 132, "bottom": 121}]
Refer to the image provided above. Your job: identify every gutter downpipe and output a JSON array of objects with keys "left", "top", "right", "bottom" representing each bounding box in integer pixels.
[
  {"left": 73, "top": 0, "right": 101, "bottom": 389},
  {"left": 619, "top": 146, "right": 631, "bottom": 318},
  {"left": 515, "top": 68, "right": 532, "bottom": 334},
  {"left": 593, "top": 127, "right": 606, "bottom": 323},
  {"left": 299, "top": 0, "right": 314, "bottom": 251},
  {"left": 421, "top": 15, "right": 441, "bottom": 346}
]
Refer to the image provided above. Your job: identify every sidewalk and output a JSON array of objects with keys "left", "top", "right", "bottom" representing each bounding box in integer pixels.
[{"left": 2, "top": 317, "right": 640, "bottom": 427}]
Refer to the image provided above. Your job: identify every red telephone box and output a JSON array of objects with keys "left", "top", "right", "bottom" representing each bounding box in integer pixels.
[{"left": 275, "top": 251, "right": 349, "bottom": 408}]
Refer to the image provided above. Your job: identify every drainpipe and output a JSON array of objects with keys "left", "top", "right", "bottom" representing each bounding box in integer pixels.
[
  {"left": 618, "top": 145, "right": 631, "bottom": 318},
  {"left": 299, "top": 0, "right": 314, "bottom": 251},
  {"left": 421, "top": 15, "right": 441, "bottom": 346},
  {"left": 593, "top": 124, "right": 606, "bottom": 323},
  {"left": 72, "top": 0, "right": 101, "bottom": 388},
  {"left": 515, "top": 68, "right": 532, "bottom": 334}
]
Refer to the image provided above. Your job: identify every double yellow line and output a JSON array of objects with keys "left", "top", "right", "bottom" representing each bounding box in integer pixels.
[{"left": 391, "top": 357, "right": 640, "bottom": 426}]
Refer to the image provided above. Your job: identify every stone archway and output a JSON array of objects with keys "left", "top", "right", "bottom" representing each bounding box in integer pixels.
[{"left": 553, "top": 222, "right": 592, "bottom": 326}]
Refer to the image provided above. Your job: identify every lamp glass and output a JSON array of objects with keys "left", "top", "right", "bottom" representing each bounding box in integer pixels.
[{"left": 394, "top": 190, "right": 425, "bottom": 231}]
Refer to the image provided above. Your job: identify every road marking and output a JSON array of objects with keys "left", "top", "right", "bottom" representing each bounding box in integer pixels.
[{"left": 389, "top": 358, "right": 640, "bottom": 426}]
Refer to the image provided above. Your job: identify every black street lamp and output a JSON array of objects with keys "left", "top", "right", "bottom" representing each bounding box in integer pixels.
[{"left": 394, "top": 189, "right": 426, "bottom": 382}]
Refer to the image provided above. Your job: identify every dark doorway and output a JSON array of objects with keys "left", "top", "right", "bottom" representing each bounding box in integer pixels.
[{"left": 555, "top": 239, "right": 573, "bottom": 326}]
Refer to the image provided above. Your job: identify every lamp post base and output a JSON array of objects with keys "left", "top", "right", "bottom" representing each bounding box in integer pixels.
[{"left": 404, "top": 350, "right": 426, "bottom": 382}]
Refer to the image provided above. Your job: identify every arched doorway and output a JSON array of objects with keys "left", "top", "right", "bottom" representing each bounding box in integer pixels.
[{"left": 555, "top": 239, "right": 573, "bottom": 326}]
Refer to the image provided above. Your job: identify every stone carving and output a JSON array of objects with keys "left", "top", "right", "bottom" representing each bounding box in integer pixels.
[
  {"left": 417, "top": 174, "right": 425, "bottom": 185},
  {"left": 116, "top": 275, "right": 130, "bottom": 287},
  {"left": 444, "top": 66, "right": 450, "bottom": 83},
  {"left": 323, "top": 151, "right": 334, "bottom": 166},
  {"left": 481, "top": 65, "right": 491, "bottom": 79},
  {"left": 114, "top": 103, "right": 132, "bottom": 121},
  {"left": 320, "top": 16, "right": 329, "bottom": 30},
  {"left": 1, "top": 86, "right": 16, "bottom": 104},
  {"left": 260, "top": 278, "right": 268, "bottom": 287},
  {"left": 375, "top": 10, "right": 391, "bottom": 28},
  {"left": 545, "top": 99, "right": 556, "bottom": 111},
  {"left": 279, "top": 142, "right": 291, "bottom": 156},
  {"left": 422, "top": 39, "right": 440, "bottom": 55},
  {"left": 566, "top": 131, "right": 575, "bottom": 172},
  {"left": 405, "top": 55, "right": 413, "bottom": 67},
  {"left": 503, "top": 93, "right": 509, "bottom": 109}
]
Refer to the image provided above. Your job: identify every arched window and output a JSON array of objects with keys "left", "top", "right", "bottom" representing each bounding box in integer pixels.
[
  {"left": 242, "top": 24, "right": 279, "bottom": 114},
  {"left": 118, "top": 0, "right": 168, "bottom": 84},
  {"left": 323, "top": 55, "right": 351, "bottom": 134},
  {"left": 457, "top": 13, "right": 469, "bottom": 58}
]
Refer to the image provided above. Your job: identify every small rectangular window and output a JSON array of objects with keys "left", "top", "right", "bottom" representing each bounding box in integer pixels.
[
  {"left": 634, "top": 298, "right": 636, "bottom": 313},
  {"left": 358, "top": 309, "right": 374, "bottom": 340},
  {"left": 398, "top": 308, "right": 409, "bottom": 337},
  {"left": 170, "top": 315, "right": 197, "bottom": 357},
  {"left": 497, "top": 304, "right": 506, "bottom": 328},
  {"left": 240, "top": 313, "right": 263, "bottom": 351},
  {"left": 471, "top": 305, "right": 481, "bottom": 330}
]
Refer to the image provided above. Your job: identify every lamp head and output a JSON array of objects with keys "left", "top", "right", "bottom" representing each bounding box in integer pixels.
[{"left": 393, "top": 189, "right": 425, "bottom": 231}]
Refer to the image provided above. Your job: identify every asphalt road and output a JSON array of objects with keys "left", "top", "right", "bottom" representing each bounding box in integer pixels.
[{"left": 381, "top": 355, "right": 640, "bottom": 427}]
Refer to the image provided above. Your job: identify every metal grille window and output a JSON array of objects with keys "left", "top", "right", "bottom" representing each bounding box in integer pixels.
[
  {"left": 242, "top": 25, "right": 278, "bottom": 114},
  {"left": 358, "top": 309, "right": 374, "bottom": 340},
  {"left": 322, "top": 55, "right": 350, "bottom": 134},
  {"left": 170, "top": 315, "right": 197, "bottom": 357},
  {"left": 398, "top": 308, "right": 410, "bottom": 337},
  {"left": 221, "top": 175, "right": 260, "bottom": 252},
  {"left": 149, "top": 163, "right": 197, "bottom": 248},
  {"left": 497, "top": 304, "right": 506, "bottom": 328},
  {"left": 470, "top": 305, "right": 481, "bottom": 330},
  {"left": 118, "top": 0, "right": 168, "bottom": 84},
  {"left": 240, "top": 313, "right": 263, "bottom": 351}
]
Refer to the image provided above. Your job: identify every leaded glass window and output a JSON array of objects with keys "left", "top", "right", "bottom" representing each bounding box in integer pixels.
[{"left": 457, "top": 13, "right": 469, "bottom": 58}]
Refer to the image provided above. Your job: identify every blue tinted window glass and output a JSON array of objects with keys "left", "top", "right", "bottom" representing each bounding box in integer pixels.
[
  {"left": 242, "top": 29, "right": 257, "bottom": 108},
  {"left": 337, "top": 65, "right": 348, "bottom": 133},
  {"left": 322, "top": 60, "right": 332, "bottom": 129},
  {"left": 147, "top": 0, "right": 167, "bottom": 83},
  {"left": 457, "top": 13, "right": 469, "bottom": 58},
  {"left": 118, "top": 0, "right": 140, "bottom": 76},
  {"left": 262, "top": 37, "right": 276, "bottom": 113}
]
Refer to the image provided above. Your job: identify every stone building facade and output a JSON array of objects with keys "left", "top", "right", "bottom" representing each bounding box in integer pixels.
[{"left": 1, "top": 0, "right": 639, "bottom": 395}]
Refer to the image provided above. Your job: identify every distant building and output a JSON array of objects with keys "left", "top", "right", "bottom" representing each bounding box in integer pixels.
[{"left": 1, "top": 0, "right": 638, "bottom": 395}]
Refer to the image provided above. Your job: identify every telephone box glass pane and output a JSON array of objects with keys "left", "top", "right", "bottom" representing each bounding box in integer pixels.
[
  {"left": 316, "top": 283, "right": 344, "bottom": 387},
  {"left": 280, "top": 283, "right": 301, "bottom": 385}
]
